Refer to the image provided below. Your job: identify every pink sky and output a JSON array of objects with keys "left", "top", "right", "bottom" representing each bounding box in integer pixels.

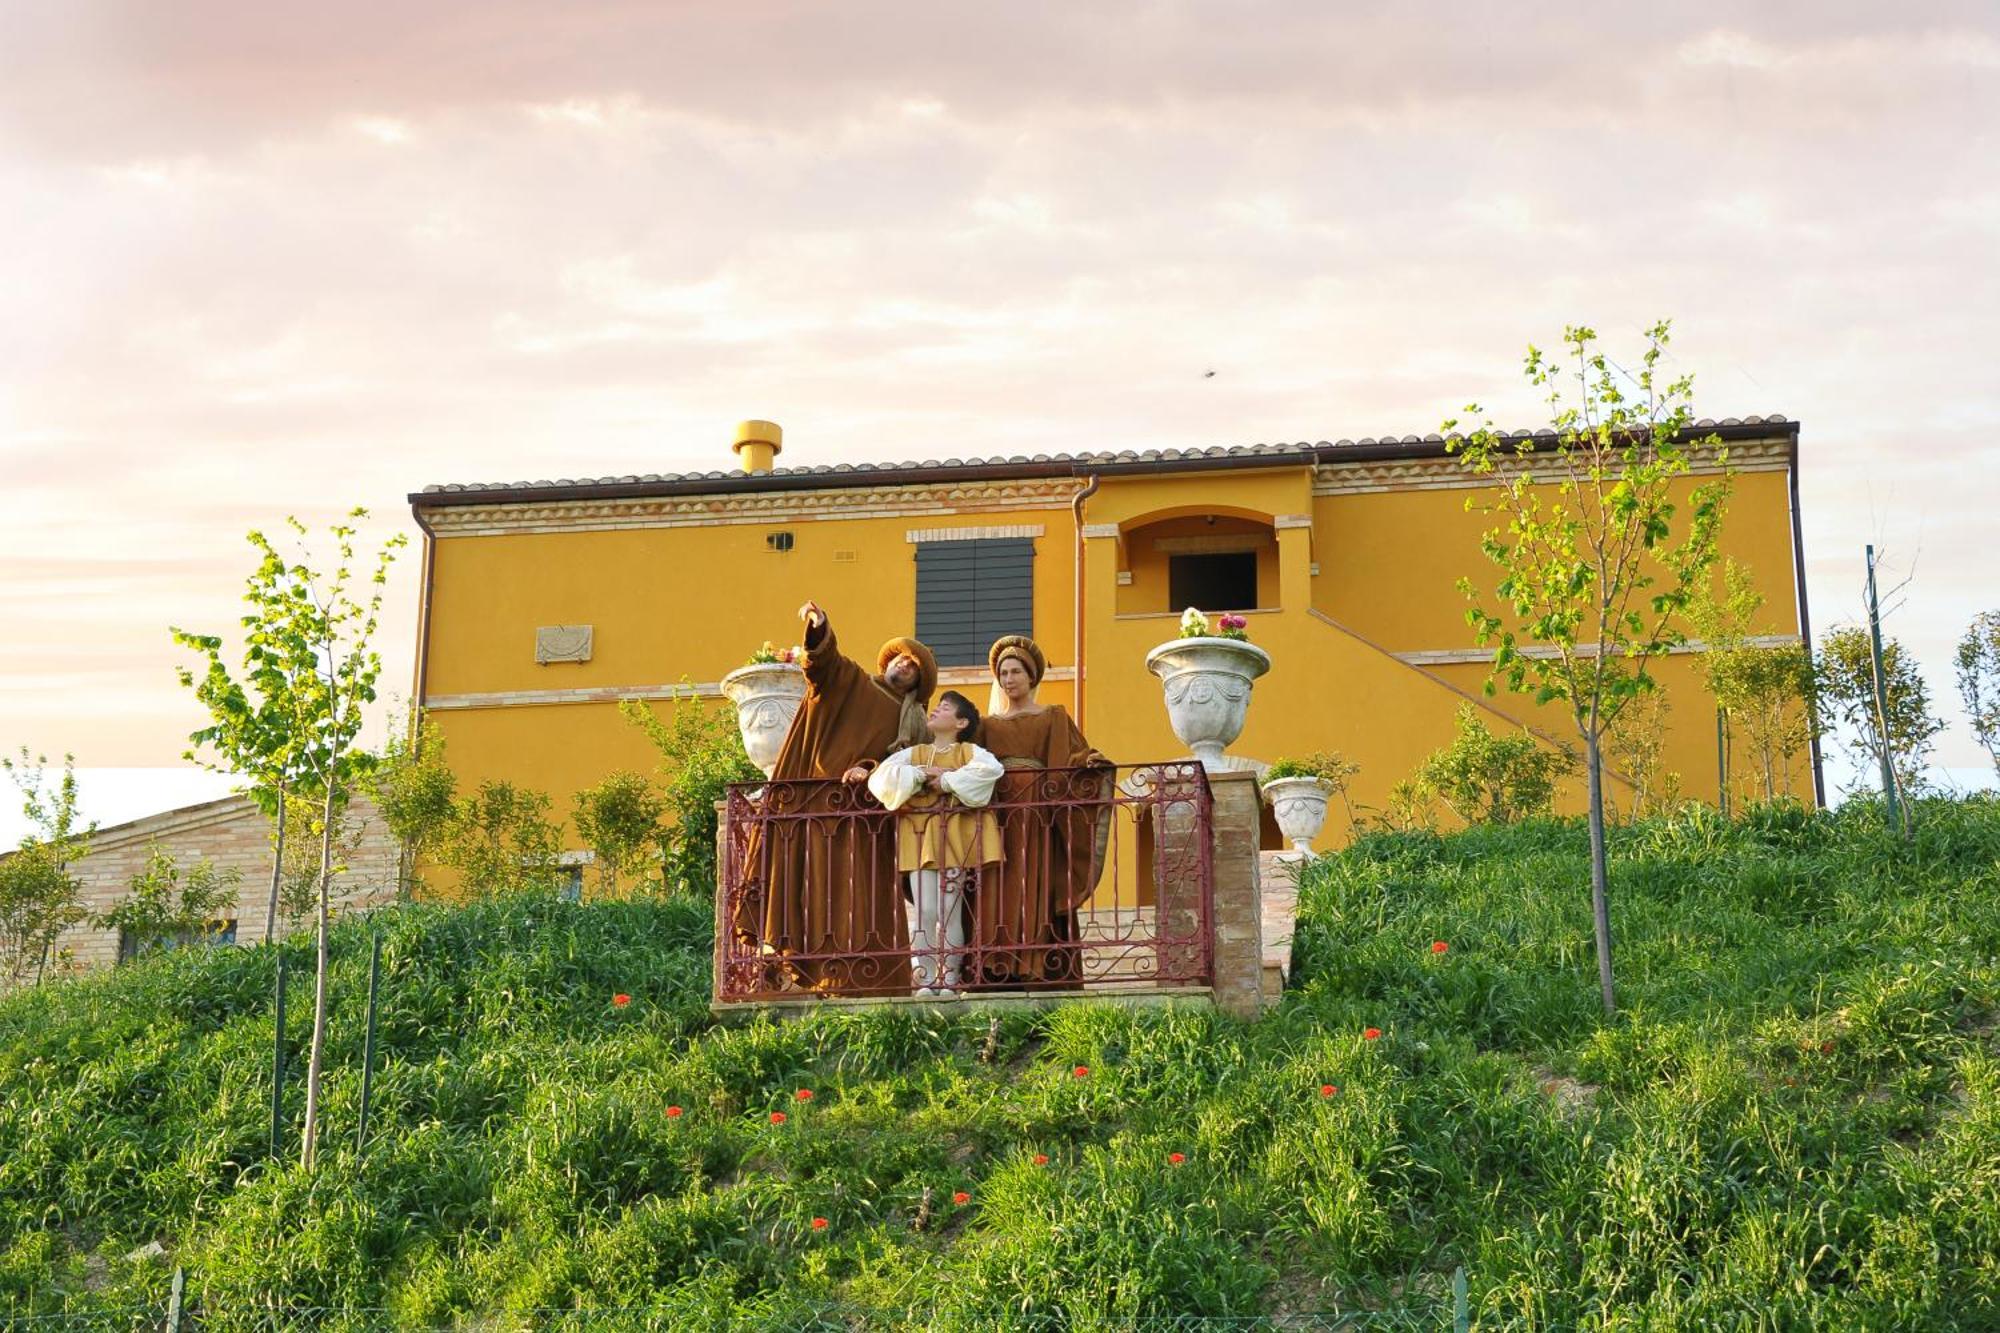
[{"left": 3, "top": 2, "right": 1998, "bottom": 824}]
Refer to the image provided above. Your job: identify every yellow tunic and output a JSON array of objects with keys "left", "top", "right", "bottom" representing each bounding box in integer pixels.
[{"left": 893, "top": 742, "right": 1003, "bottom": 872}]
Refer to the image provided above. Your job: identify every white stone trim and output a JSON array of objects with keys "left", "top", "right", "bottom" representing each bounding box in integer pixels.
[
  {"left": 1393, "top": 633, "right": 1802, "bottom": 666},
  {"left": 427, "top": 478, "right": 1077, "bottom": 537},
  {"left": 1273, "top": 513, "right": 1313, "bottom": 529},
  {"left": 1313, "top": 438, "right": 1788, "bottom": 497},
  {"left": 1080, "top": 522, "right": 1121, "bottom": 539},
  {"left": 905, "top": 523, "right": 1045, "bottom": 543},
  {"left": 427, "top": 666, "right": 1076, "bottom": 711}
]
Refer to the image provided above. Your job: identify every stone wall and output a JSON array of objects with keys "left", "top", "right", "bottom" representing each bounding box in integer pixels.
[
  {"left": 1206, "top": 771, "right": 1265, "bottom": 1020},
  {"left": 25, "top": 794, "right": 402, "bottom": 979}
]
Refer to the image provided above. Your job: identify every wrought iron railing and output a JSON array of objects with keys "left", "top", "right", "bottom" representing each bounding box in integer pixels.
[{"left": 716, "top": 761, "right": 1214, "bottom": 1003}]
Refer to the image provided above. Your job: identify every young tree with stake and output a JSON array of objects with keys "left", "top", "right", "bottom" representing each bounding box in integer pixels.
[
  {"left": 178, "top": 511, "right": 403, "bottom": 1169},
  {"left": 1445, "top": 321, "right": 1730, "bottom": 1015}
]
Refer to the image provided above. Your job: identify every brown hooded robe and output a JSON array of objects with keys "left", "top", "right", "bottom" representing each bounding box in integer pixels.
[
  {"left": 976, "top": 641, "right": 1111, "bottom": 988},
  {"left": 737, "top": 614, "right": 935, "bottom": 995}
]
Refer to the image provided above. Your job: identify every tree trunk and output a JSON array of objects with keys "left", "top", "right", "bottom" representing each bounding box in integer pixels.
[
  {"left": 299, "top": 780, "right": 337, "bottom": 1171},
  {"left": 265, "top": 783, "right": 288, "bottom": 943},
  {"left": 1585, "top": 736, "right": 1616, "bottom": 1016}
]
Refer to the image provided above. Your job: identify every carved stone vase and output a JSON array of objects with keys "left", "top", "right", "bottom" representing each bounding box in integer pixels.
[
  {"left": 720, "top": 663, "right": 807, "bottom": 777},
  {"left": 1144, "top": 636, "right": 1272, "bottom": 773},
  {"left": 1262, "top": 776, "right": 1331, "bottom": 856}
]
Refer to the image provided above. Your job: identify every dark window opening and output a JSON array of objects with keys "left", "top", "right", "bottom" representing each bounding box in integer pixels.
[
  {"left": 915, "top": 538, "right": 1035, "bottom": 667},
  {"left": 1169, "top": 552, "right": 1257, "bottom": 612},
  {"left": 118, "top": 918, "right": 238, "bottom": 965}
]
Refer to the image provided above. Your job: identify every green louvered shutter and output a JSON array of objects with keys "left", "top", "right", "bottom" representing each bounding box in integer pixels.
[{"left": 915, "top": 539, "right": 1035, "bottom": 667}]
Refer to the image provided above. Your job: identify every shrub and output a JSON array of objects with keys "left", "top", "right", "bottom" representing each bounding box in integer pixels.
[
  {"left": 621, "top": 691, "right": 757, "bottom": 896},
  {"left": 1414, "top": 705, "right": 1574, "bottom": 826}
]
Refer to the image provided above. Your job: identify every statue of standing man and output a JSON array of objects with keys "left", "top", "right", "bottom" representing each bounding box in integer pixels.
[{"left": 735, "top": 600, "right": 936, "bottom": 995}]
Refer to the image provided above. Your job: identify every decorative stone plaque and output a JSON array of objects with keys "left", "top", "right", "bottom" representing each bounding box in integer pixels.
[{"left": 535, "top": 624, "right": 593, "bottom": 665}]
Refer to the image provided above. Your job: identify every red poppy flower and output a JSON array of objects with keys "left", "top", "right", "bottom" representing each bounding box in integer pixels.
[
  {"left": 769, "top": 1110, "right": 787, "bottom": 1125},
  {"left": 811, "top": 1216, "right": 828, "bottom": 1231},
  {"left": 1033, "top": 1153, "right": 1050, "bottom": 1166},
  {"left": 1319, "top": 1084, "right": 1339, "bottom": 1098},
  {"left": 666, "top": 1105, "right": 684, "bottom": 1119},
  {"left": 952, "top": 1191, "right": 970, "bottom": 1205},
  {"left": 795, "top": 1088, "right": 814, "bottom": 1102},
  {"left": 1363, "top": 1027, "right": 1382, "bottom": 1041},
  {"left": 1431, "top": 941, "right": 1449, "bottom": 954},
  {"left": 1168, "top": 1152, "right": 1186, "bottom": 1166},
  {"left": 1819, "top": 1040, "right": 1835, "bottom": 1055},
  {"left": 611, "top": 993, "right": 632, "bottom": 1007},
  {"left": 1073, "top": 1065, "right": 1090, "bottom": 1079}
]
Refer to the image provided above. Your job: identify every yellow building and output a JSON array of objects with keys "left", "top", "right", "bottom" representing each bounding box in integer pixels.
[{"left": 406, "top": 415, "right": 1817, "bottom": 875}]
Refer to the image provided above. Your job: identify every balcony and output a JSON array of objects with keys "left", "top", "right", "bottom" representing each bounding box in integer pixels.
[{"left": 714, "top": 761, "right": 1266, "bottom": 1011}]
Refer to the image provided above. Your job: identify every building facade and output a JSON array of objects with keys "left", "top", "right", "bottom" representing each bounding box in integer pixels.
[
  {"left": 407, "top": 417, "right": 1815, "bottom": 887},
  {"left": 16, "top": 794, "right": 402, "bottom": 978}
]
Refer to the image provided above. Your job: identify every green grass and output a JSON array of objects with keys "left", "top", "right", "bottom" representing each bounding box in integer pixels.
[{"left": 2, "top": 797, "right": 1997, "bottom": 1330}]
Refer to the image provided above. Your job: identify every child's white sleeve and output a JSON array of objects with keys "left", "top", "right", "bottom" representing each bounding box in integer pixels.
[
  {"left": 938, "top": 744, "right": 1004, "bottom": 808},
  {"left": 868, "top": 746, "right": 927, "bottom": 811}
]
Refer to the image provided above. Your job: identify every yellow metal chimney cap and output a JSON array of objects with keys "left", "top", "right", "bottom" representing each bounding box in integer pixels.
[{"left": 732, "top": 420, "right": 783, "bottom": 456}]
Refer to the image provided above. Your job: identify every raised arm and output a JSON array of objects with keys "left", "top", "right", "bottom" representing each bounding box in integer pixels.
[{"left": 798, "top": 601, "right": 862, "bottom": 698}]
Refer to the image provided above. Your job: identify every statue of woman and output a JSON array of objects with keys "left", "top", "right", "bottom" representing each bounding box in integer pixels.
[{"left": 974, "top": 635, "right": 1112, "bottom": 989}]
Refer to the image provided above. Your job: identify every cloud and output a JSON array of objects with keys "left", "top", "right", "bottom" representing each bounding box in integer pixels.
[{"left": 1, "top": 3, "right": 1997, "bottom": 780}]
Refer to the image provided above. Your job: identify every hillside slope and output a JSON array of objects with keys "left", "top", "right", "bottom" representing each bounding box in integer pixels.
[{"left": 2, "top": 800, "right": 1997, "bottom": 1330}]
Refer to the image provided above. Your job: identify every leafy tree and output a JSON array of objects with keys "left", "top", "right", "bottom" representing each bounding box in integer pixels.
[
  {"left": 621, "top": 691, "right": 757, "bottom": 895},
  {"left": 1445, "top": 320, "right": 1730, "bottom": 1014},
  {"left": 1603, "top": 689, "right": 1681, "bottom": 821},
  {"left": 1954, "top": 610, "right": 2000, "bottom": 775},
  {"left": 180, "top": 512, "right": 404, "bottom": 1171},
  {"left": 435, "top": 780, "right": 565, "bottom": 894},
  {"left": 96, "top": 847, "right": 241, "bottom": 961},
  {"left": 1691, "top": 559, "right": 1818, "bottom": 803},
  {"left": 1817, "top": 626, "right": 1944, "bottom": 803},
  {"left": 364, "top": 716, "right": 458, "bottom": 895},
  {"left": 1415, "top": 705, "right": 1575, "bottom": 826},
  {"left": 0, "top": 752, "right": 93, "bottom": 986},
  {"left": 572, "top": 772, "right": 668, "bottom": 894}
]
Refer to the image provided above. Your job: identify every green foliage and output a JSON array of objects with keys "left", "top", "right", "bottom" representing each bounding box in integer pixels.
[
  {"left": 572, "top": 772, "right": 669, "bottom": 894},
  {"left": 0, "top": 751, "right": 93, "bottom": 986},
  {"left": 1693, "top": 559, "right": 1818, "bottom": 802},
  {"left": 3, "top": 800, "right": 1997, "bottom": 1326},
  {"left": 1261, "top": 752, "right": 1357, "bottom": 786},
  {"left": 1412, "top": 705, "right": 1573, "bottom": 827},
  {"left": 1817, "top": 626, "right": 1945, "bottom": 798},
  {"left": 435, "top": 782, "right": 565, "bottom": 894},
  {"left": 621, "top": 691, "right": 758, "bottom": 896},
  {"left": 1955, "top": 610, "right": 2000, "bottom": 774},
  {"left": 95, "top": 847, "right": 242, "bottom": 960},
  {"left": 363, "top": 718, "right": 457, "bottom": 891},
  {"left": 1444, "top": 322, "right": 1731, "bottom": 738}
]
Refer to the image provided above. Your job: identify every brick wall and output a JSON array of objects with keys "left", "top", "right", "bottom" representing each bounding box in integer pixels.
[
  {"left": 29, "top": 794, "right": 402, "bottom": 978},
  {"left": 1206, "top": 771, "right": 1265, "bottom": 1020}
]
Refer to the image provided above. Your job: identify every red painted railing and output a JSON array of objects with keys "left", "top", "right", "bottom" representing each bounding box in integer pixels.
[{"left": 715, "top": 762, "right": 1213, "bottom": 1003}]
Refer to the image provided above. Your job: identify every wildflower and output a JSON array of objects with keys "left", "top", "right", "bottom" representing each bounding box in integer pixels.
[
  {"left": 1431, "top": 941, "right": 1449, "bottom": 954},
  {"left": 1363, "top": 1027, "right": 1382, "bottom": 1041},
  {"left": 1820, "top": 1040, "right": 1835, "bottom": 1055},
  {"left": 770, "top": 1110, "right": 787, "bottom": 1125},
  {"left": 1073, "top": 1065, "right": 1090, "bottom": 1079},
  {"left": 1168, "top": 1152, "right": 1186, "bottom": 1167},
  {"left": 952, "top": 1191, "right": 970, "bottom": 1205},
  {"left": 811, "top": 1217, "right": 828, "bottom": 1231},
  {"left": 1033, "top": 1153, "right": 1050, "bottom": 1166},
  {"left": 795, "top": 1088, "right": 814, "bottom": 1102},
  {"left": 1319, "top": 1084, "right": 1339, "bottom": 1098},
  {"left": 612, "top": 993, "right": 632, "bottom": 1008},
  {"left": 666, "top": 1105, "right": 684, "bottom": 1119}
]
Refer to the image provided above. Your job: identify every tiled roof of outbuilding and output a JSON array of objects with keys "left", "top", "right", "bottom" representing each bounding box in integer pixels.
[{"left": 412, "top": 415, "right": 1793, "bottom": 506}]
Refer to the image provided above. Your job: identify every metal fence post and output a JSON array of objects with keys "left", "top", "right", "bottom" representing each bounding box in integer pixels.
[
  {"left": 356, "top": 931, "right": 382, "bottom": 1155},
  {"left": 270, "top": 951, "right": 287, "bottom": 1159}
]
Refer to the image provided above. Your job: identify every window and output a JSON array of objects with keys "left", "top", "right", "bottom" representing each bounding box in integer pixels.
[
  {"left": 557, "top": 865, "right": 584, "bottom": 903},
  {"left": 915, "top": 539, "right": 1034, "bottom": 667},
  {"left": 118, "top": 918, "right": 238, "bottom": 965},
  {"left": 1168, "top": 552, "right": 1257, "bottom": 612}
]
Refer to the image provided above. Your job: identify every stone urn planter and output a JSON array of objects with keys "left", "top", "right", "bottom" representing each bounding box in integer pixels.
[
  {"left": 720, "top": 663, "right": 807, "bottom": 777},
  {"left": 1144, "top": 636, "right": 1272, "bottom": 773},
  {"left": 1262, "top": 777, "right": 1331, "bottom": 857}
]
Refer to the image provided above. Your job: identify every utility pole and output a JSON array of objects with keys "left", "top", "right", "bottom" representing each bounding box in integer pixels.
[{"left": 1864, "top": 544, "right": 1900, "bottom": 827}]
